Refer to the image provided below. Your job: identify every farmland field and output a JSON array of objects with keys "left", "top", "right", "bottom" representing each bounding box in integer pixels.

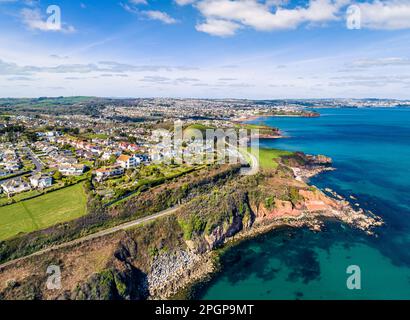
[{"left": 0, "top": 183, "right": 87, "bottom": 241}]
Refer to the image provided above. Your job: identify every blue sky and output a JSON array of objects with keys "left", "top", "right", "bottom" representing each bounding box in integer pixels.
[{"left": 1, "top": 0, "right": 410, "bottom": 99}]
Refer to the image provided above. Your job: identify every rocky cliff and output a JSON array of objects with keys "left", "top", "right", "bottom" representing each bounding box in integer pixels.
[{"left": 0, "top": 160, "right": 382, "bottom": 300}]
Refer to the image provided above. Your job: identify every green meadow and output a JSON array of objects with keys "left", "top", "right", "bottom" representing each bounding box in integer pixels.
[
  {"left": 249, "top": 148, "right": 293, "bottom": 169},
  {"left": 0, "top": 183, "right": 87, "bottom": 241}
]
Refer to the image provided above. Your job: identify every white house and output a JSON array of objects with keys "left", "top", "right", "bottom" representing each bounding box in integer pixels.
[
  {"left": 116, "top": 155, "right": 140, "bottom": 169},
  {"left": 95, "top": 165, "right": 124, "bottom": 181},
  {"left": 2, "top": 179, "right": 31, "bottom": 196},
  {"left": 58, "top": 163, "right": 86, "bottom": 176},
  {"left": 101, "top": 150, "right": 122, "bottom": 161},
  {"left": 30, "top": 174, "right": 53, "bottom": 188},
  {"left": 101, "top": 151, "right": 113, "bottom": 161}
]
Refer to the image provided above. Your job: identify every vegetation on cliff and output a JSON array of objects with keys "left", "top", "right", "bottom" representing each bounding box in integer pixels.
[
  {"left": 0, "top": 164, "right": 240, "bottom": 265},
  {"left": 0, "top": 152, "right": 382, "bottom": 300}
]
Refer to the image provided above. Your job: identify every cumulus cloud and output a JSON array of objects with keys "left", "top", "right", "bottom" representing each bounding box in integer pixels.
[
  {"left": 196, "top": 18, "right": 241, "bottom": 36},
  {"left": 175, "top": 0, "right": 410, "bottom": 36},
  {"left": 142, "top": 10, "right": 179, "bottom": 24},
  {"left": 358, "top": 0, "right": 410, "bottom": 30},
  {"left": 185, "top": 0, "right": 348, "bottom": 36}
]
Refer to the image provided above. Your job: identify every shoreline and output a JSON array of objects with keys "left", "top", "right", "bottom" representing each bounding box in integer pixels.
[
  {"left": 0, "top": 152, "right": 385, "bottom": 300},
  {"left": 232, "top": 111, "right": 320, "bottom": 123},
  {"left": 150, "top": 163, "right": 383, "bottom": 300},
  {"left": 152, "top": 117, "right": 384, "bottom": 300},
  {"left": 0, "top": 110, "right": 388, "bottom": 301}
]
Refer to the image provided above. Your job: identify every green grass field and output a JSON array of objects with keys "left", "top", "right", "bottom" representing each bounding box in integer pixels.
[
  {"left": 0, "top": 183, "right": 87, "bottom": 241},
  {"left": 185, "top": 123, "right": 215, "bottom": 131},
  {"left": 249, "top": 148, "right": 293, "bottom": 169}
]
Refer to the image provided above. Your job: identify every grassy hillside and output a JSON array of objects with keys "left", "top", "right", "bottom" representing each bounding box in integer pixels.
[
  {"left": 252, "top": 148, "right": 293, "bottom": 169},
  {"left": 0, "top": 183, "right": 87, "bottom": 241},
  {"left": 0, "top": 96, "right": 107, "bottom": 116},
  {"left": 185, "top": 123, "right": 214, "bottom": 131}
]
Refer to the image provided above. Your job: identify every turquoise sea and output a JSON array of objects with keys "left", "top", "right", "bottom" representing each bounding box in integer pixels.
[{"left": 199, "top": 107, "right": 410, "bottom": 300}]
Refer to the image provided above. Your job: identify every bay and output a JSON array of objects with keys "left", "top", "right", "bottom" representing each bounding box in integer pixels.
[{"left": 199, "top": 107, "right": 410, "bottom": 300}]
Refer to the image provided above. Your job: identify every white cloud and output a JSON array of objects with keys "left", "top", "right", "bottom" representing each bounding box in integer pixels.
[
  {"left": 181, "top": 0, "right": 410, "bottom": 36},
  {"left": 175, "top": 0, "right": 196, "bottom": 5},
  {"left": 142, "top": 10, "right": 179, "bottom": 24},
  {"left": 358, "top": 0, "right": 410, "bottom": 30},
  {"left": 193, "top": 0, "right": 348, "bottom": 36},
  {"left": 121, "top": 2, "right": 179, "bottom": 24},
  {"left": 0, "top": 59, "right": 196, "bottom": 76},
  {"left": 120, "top": 2, "right": 139, "bottom": 14},
  {"left": 196, "top": 18, "right": 241, "bottom": 36},
  {"left": 350, "top": 57, "right": 410, "bottom": 68}
]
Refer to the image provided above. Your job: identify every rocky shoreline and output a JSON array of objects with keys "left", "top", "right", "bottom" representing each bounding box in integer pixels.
[
  {"left": 0, "top": 153, "right": 384, "bottom": 301},
  {"left": 148, "top": 202, "right": 383, "bottom": 299},
  {"left": 146, "top": 157, "right": 383, "bottom": 300},
  {"left": 148, "top": 250, "right": 215, "bottom": 299}
]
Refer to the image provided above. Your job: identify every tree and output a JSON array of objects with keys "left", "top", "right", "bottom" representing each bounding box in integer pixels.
[
  {"left": 25, "top": 132, "right": 38, "bottom": 142},
  {"left": 53, "top": 171, "right": 63, "bottom": 181},
  {"left": 109, "top": 154, "right": 117, "bottom": 165}
]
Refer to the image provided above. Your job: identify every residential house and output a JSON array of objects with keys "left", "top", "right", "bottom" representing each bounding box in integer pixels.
[
  {"left": 128, "top": 144, "right": 139, "bottom": 152},
  {"left": 0, "top": 169, "right": 11, "bottom": 177},
  {"left": 119, "top": 142, "right": 129, "bottom": 150},
  {"left": 135, "top": 154, "right": 150, "bottom": 164},
  {"left": 86, "top": 144, "right": 102, "bottom": 155},
  {"left": 95, "top": 165, "right": 124, "bottom": 181},
  {"left": 58, "top": 163, "right": 86, "bottom": 176},
  {"left": 76, "top": 149, "right": 95, "bottom": 160},
  {"left": 101, "top": 150, "right": 122, "bottom": 161},
  {"left": 116, "top": 154, "right": 140, "bottom": 169},
  {"left": 30, "top": 173, "right": 53, "bottom": 188},
  {"left": 4, "top": 163, "right": 21, "bottom": 172},
  {"left": 1, "top": 178, "right": 31, "bottom": 196}
]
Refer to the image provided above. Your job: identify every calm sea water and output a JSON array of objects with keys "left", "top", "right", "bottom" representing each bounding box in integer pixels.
[{"left": 199, "top": 107, "right": 410, "bottom": 300}]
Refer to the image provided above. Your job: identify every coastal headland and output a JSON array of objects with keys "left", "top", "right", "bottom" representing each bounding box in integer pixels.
[{"left": 0, "top": 146, "right": 382, "bottom": 300}]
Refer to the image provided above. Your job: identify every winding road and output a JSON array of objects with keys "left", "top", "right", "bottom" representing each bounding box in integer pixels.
[
  {"left": 227, "top": 143, "right": 259, "bottom": 176},
  {"left": 240, "top": 147, "right": 259, "bottom": 176},
  {"left": 0, "top": 206, "right": 180, "bottom": 270}
]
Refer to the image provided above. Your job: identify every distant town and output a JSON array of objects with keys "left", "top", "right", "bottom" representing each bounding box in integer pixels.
[{"left": 0, "top": 97, "right": 408, "bottom": 205}]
